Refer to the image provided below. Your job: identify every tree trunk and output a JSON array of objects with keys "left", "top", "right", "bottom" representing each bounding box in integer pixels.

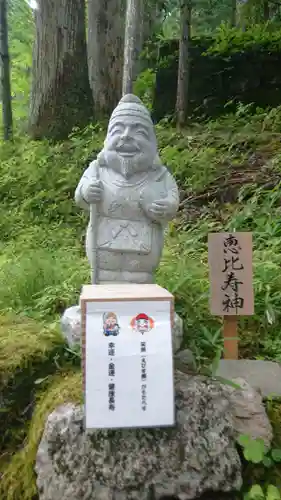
[
  {"left": 263, "top": 0, "right": 270, "bottom": 21},
  {"left": 87, "top": 0, "right": 126, "bottom": 118},
  {"left": 175, "top": 0, "right": 191, "bottom": 128},
  {"left": 122, "top": 0, "right": 143, "bottom": 95},
  {"left": 231, "top": 0, "right": 237, "bottom": 26},
  {"left": 0, "top": 0, "right": 13, "bottom": 140},
  {"left": 29, "top": 0, "right": 93, "bottom": 140}
]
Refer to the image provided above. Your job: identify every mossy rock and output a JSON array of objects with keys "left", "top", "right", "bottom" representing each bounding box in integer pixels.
[
  {"left": 2, "top": 366, "right": 281, "bottom": 500},
  {"left": 1, "top": 371, "right": 82, "bottom": 500},
  {"left": 0, "top": 313, "right": 67, "bottom": 454}
]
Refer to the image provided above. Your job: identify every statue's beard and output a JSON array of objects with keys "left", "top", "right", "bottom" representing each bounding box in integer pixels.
[{"left": 104, "top": 150, "right": 154, "bottom": 179}]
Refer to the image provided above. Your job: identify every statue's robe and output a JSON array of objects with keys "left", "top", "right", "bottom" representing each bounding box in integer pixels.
[{"left": 75, "top": 157, "right": 179, "bottom": 283}]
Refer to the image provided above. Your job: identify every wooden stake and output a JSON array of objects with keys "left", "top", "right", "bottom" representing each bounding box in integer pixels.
[{"left": 223, "top": 316, "right": 238, "bottom": 359}]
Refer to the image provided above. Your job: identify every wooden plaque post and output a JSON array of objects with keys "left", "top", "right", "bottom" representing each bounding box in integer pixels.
[
  {"left": 223, "top": 316, "right": 238, "bottom": 360},
  {"left": 208, "top": 232, "right": 254, "bottom": 360}
]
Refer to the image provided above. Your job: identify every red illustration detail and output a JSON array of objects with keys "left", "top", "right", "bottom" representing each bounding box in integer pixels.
[{"left": 130, "top": 313, "right": 154, "bottom": 334}]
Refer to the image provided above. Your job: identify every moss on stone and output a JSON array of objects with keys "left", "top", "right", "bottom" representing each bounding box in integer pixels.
[
  {"left": 0, "top": 371, "right": 82, "bottom": 500},
  {"left": 0, "top": 314, "right": 64, "bottom": 378},
  {"left": 0, "top": 313, "right": 66, "bottom": 454}
]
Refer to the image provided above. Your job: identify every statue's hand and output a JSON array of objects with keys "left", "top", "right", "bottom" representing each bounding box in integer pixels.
[
  {"left": 146, "top": 200, "right": 171, "bottom": 221},
  {"left": 82, "top": 180, "right": 104, "bottom": 204}
]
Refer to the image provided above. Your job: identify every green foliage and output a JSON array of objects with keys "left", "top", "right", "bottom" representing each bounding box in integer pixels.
[
  {"left": 161, "top": 7, "right": 180, "bottom": 39},
  {"left": 238, "top": 0, "right": 281, "bottom": 26},
  {"left": 0, "top": 123, "right": 105, "bottom": 318},
  {"left": 158, "top": 0, "right": 241, "bottom": 39},
  {"left": 0, "top": 247, "right": 89, "bottom": 317},
  {"left": 7, "top": 0, "right": 34, "bottom": 123},
  {"left": 157, "top": 106, "right": 281, "bottom": 363},
  {"left": 238, "top": 435, "right": 281, "bottom": 499},
  {"left": 245, "top": 484, "right": 281, "bottom": 500},
  {"left": 154, "top": 30, "right": 281, "bottom": 121},
  {"left": 153, "top": 0, "right": 281, "bottom": 41},
  {"left": 0, "top": 123, "right": 103, "bottom": 240},
  {"left": 208, "top": 22, "right": 281, "bottom": 55},
  {"left": 238, "top": 435, "right": 269, "bottom": 464},
  {"left": 133, "top": 69, "right": 156, "bottom": 111}
]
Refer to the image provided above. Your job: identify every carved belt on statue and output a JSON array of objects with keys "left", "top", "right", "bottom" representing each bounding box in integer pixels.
[{"left": 98, "top": 217, "right": 152, "bottom": 254}]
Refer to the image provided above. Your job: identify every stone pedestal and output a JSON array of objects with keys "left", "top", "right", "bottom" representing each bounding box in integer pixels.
[
  {"left": 35, "top": 372, "right": 243, "bottom": 500},
  {"left": 61, "top": 305, "right": 184, "bottom": 353}
]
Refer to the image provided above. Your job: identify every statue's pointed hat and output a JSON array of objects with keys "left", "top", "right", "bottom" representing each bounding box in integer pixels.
[{"left": 109, "top": 94, "right": 153, "bottom": 126}]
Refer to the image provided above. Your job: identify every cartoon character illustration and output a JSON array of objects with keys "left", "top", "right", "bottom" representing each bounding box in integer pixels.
[
  {"left": 130, "top": 313, "right": 154, "bottom": 334},
  {"left": 103, "top": 312, "right": 120, "bottom": 337}
]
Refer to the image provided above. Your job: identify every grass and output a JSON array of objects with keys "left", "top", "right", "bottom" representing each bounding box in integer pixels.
[
  {"left": 0, "top": 246, "right": 89, "bottom": 317},
  {"left": 1, "top": 103, "right": 281, "bottom": 497}
]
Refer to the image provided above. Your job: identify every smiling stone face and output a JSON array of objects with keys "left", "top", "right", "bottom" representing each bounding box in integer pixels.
[
  {"left": 103, "top": 94, "right": 158, "bottom": 179},
  {"left": 106, "top": 116, "right": 153, "bottom": 157}
]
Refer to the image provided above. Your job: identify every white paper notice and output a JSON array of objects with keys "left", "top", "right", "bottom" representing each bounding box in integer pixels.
[{"left": 85, "top": 300, "right": 174, "bottom": 429}]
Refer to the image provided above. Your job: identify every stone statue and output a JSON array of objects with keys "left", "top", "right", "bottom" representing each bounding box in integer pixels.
[{"left": 75, "top": 94, "right": 179, "bottom": 284}]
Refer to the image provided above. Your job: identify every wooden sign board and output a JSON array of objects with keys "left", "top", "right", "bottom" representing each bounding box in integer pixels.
[
  {"left": 208, "top": 232, "right": 254, "bottom": 316},
  {"left": 80, "top": 284, "right": 175, "bottom": 430}
]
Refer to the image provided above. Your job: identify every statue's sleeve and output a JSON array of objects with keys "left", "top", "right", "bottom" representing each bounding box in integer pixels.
[
  {"left": 74, "top": 164, "right": 93, "bottom": 211},
  {"left": 163, "top": 169, "right": 180, "bottom": 221}
]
